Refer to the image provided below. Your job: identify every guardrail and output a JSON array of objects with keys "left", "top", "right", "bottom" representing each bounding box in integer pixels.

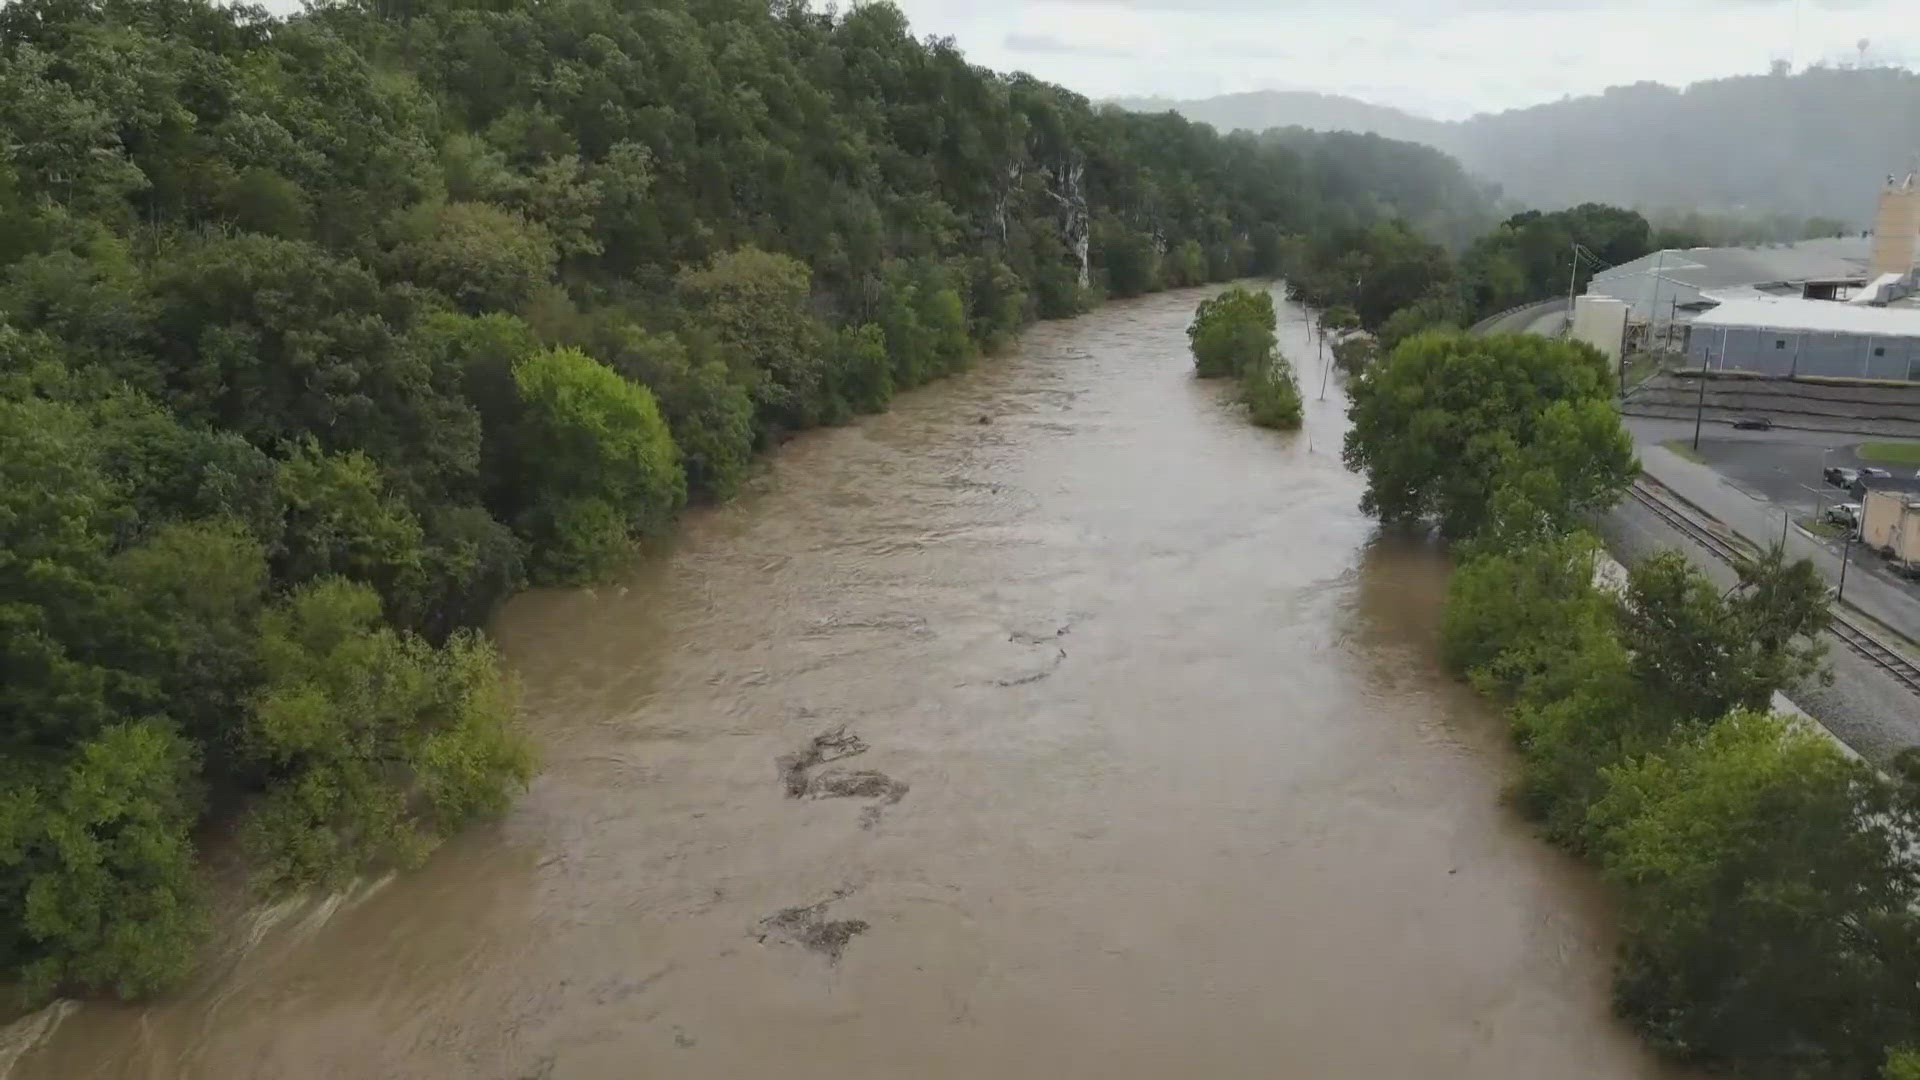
[{"left": 1467, "top": 297, "right": 1569, "bottom": 336}]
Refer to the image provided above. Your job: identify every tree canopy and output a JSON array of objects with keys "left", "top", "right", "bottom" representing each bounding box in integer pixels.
[{"left": 1342, "top": 332, "right": 1634, "bottom": 538}]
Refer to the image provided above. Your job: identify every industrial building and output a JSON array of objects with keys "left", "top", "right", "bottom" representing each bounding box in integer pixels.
[
  {"left": 1578, "top": 173, "right": 1920, "bottom": 382},
  {"left": 1683, "top": 297, "right": 1920, "bottom": 380},
  {"left": 1585, "top": 236, "right": 1873, "bottom": 326}
]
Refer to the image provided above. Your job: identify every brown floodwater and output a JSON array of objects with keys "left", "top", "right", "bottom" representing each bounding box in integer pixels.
[{"left": 5, "top": 285, "right": 1683, "bottom": 1079}]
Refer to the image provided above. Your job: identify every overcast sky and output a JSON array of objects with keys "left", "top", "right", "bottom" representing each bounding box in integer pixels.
[{"left": 887, "top": 0, "right": 1919, "bottom": 119}]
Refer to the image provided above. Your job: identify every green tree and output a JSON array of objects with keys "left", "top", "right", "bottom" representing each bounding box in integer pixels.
[
  {"left": 1188, "top": 287, "right": 1278, "bottom": 379},
  {"left": 273, "top": 440, "right": 425, "bottom": 607},
  {"left": 0, "top": 395, "right": 123, "bottom": 751},
  {"left": 608, "top": 327, "right": 756, "bottom": 502},
  {"left": 678, "top": 247, "right": 829, "bottom": 433},
  {"left": 1241, "top": 356, "right": 1302, "bottom": 429},
  {"left": 1617, "top": 548, "right": 1829, "bottom": 728},
  {"left": 242, "top": 578, "right": 532, "bottom": 891},
  {"left": 510, "top": 346, "right": 684, "bottom": 581},
  {"left": 829, "top": 322, "right": 894, "bottom": 416},
  {"left": 388, "top": 201, "right": 558, "bottom": 315},
  {"left": 1375, "top": 290, "right": 1465, "bottom": 354},
  {"left": 1343, "top": 332, "right": 1629, "bottom": 538},
  {"left": 2, "top": 719, "right": 205, "bottom": 1002},
  {"left": 105, "top": 519, "right": 269, "bottom": 772},
  {"left": 1593, "top": 711, "right": 1920, "bottom": 1076}
]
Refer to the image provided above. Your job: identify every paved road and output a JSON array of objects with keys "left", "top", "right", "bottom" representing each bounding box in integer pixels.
[
  {"left": 1636, "top": 441, "right": 1920, "bottom": 645},
  {"left": 1470, "top": 297, "right": 1568, "bottom": 336},
  {"left": 1625, "top": 418, "right": 1920, "bottom": 608}
]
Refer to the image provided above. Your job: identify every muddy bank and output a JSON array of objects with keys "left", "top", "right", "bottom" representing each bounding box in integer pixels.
[{"left": 7, "top": 287, "right": 1682, "bottom": 1079}]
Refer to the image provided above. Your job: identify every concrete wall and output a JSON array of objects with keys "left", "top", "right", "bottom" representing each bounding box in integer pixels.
[
  {"left": 1863, "top": 489, "right": 1907, "bottom": 551},
  {"left": 1571, "top": 295, "right": 1628, "bottom": 369},
  {"left": 1862, "top": 491, "right": 1920, "bottom": 567},
  {"left": 1872, "top": 184, "right": 1920, "bottom": 278},
  {"left": 1685, "top": 324, "right": 1920, "bottom": 381}
]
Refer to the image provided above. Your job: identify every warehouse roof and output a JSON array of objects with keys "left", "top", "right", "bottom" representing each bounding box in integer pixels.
[
  {"left": 1584, "top": 237, "right": 1873, "bottom": 322},
  {"left": 1591, "top": 237, "right": 1873, "bottom": 294},
  {"left": 1689, "top": 297, "right": 1920, "bottom": 337}
]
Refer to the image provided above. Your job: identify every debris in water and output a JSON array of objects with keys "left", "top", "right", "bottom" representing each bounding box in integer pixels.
[
  {"left": 776, "top": 727, "right": 868, "bottom": 797},
  {"left": 756, "top": 893, "right": 869, "bottom": 963},
  {"left": 1009, "top": 617, "right": 1076, "bottom": 645},
  {"left": 804, "top": 768, "right": 909, "bottom": 803},
  {"left": 995, "top": 646, "right": 1066, "bottom": 686},
  {"left": 776, "top": 728, "right": 910, "bottom": 824}
]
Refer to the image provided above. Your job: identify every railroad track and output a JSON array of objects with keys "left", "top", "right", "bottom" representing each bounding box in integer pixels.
[{"left": 1626, "top": 478, "right": 1920, "bottom": 697}]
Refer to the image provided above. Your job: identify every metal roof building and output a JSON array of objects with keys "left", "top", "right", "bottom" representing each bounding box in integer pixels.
[
  {"left": 1585, "top": 237, "right": 1874, "bottom": 325},
  {"left": 1684, "top": 297, "right": 1920, "bottom": 381}
]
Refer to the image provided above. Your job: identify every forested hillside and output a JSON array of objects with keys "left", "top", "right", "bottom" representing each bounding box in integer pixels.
[
  {"left": 1130, "top": 66, "right": 1920, "bottom": 223},
  {"left": 0, "top": 0, "right": 1499, "bottom": 1002}
]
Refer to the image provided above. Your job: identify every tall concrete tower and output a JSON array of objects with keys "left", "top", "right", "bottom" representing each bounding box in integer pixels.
[{"left": 1872, "top": 171, "right": 1920, "bottom": 280}]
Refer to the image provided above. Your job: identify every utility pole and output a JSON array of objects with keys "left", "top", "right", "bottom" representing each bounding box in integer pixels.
[
  {"left": 1691, "top": 357, "right": 1709, "bottom": 451},
  {"left": 1837, "top": 530, "right": 1854, "bottom": 603},
  {"left": 1317, "top": 326, "right": 1330, "bottom": 401},
  {"left": 1567, "top": 242, "right": 1580, "bottom": 312},
  {"left": 1647, "top": 248, "right": 1668, "bottom": 358}
]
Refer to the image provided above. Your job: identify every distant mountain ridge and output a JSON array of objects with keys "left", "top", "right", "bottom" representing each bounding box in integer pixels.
[
  {"left": 1119, "top": 69, "right": 1920, "bottom": 224},
  {"left": 1111, "top": 90, "right": 1446, "bottom": 149}
]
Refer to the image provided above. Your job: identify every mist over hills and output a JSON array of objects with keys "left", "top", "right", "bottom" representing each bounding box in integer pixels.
[
  {"left": 1112, "top": 90, "right": 1448, "bottom": 149},
  {"left": 1118, "top": 67, "right": 1920, "bottom": 224}
]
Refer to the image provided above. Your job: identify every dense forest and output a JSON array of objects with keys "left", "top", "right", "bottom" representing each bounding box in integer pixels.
[
  {"left": 1131, "top": 65, "right": 1920, "bottom": 224},
  {"left": 0, "top": 0, "right": 1506, "bottom": 1001}
]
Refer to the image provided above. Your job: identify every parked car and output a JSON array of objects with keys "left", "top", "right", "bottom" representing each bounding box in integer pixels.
[
  {"left": 1824, "top": 466, "right": 1860, "bottom": 487},
  {"left": 1826, "top": 502, "right": 1862, "bottom": 529},
  {"left": 1732, "top": 416, "right": 1773, "bottom": 430}
]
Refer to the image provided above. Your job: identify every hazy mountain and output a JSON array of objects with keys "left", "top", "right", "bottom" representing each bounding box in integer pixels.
[
  {"left": 1111, "top": 90, "right": 1446, "bottom": 149},
  {"left": 1121, "top": 68, "right": 1920, "bottom": 225}
]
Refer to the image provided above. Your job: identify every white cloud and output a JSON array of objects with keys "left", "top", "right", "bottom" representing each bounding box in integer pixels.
[{"left": 889, "top": 0, "right": 1920, "bottom": 118}]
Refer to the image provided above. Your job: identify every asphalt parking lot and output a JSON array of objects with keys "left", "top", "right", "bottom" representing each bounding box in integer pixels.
[
  {"left": 1627, "top": 418, "right": 1918, "bottom": 515},
  {"left": 1624, "top": 417, "right": 1920, "bottom": 600}
]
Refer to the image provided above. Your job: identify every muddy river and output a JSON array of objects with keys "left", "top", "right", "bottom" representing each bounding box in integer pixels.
[{"left": 6, "top": 286, "right": 1681, "bottom": 1079}]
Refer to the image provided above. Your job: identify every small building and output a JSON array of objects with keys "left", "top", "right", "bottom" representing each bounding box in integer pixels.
[
  {"left": 1860, "top": 488, "right": 1920, "bottom": 573},
  {"left": 1570, "top": 295, "right": 1629, "bottom": 369},
  {"left": 1683, "top": 297, "right": 1920, "bottom": 381}
]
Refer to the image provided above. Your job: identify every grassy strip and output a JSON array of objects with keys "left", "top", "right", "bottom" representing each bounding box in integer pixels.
[
  {"left": 1858, "top": 441, "right": 1920, "bottom": 466},
  {"left": 1797, "top": 515, "right": 1846, "bottom": 540},
  {"left": 1660, "top": 438, "right": 1706, "bottom": 464}
]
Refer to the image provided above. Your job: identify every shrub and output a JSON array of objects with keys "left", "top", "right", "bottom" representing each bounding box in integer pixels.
[{"left": 1240, "top": 357, "right": 1302, "bottom": 429}]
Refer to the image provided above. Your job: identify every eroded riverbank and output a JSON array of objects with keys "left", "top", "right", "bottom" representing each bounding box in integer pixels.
[{"left": 7, "top": 286, "right": 1681, "bottom": 1079}]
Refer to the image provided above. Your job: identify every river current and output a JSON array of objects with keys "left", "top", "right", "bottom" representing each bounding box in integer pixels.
[{"left": 6, "top": 285, "right": 1680, "bottom": 1079}]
